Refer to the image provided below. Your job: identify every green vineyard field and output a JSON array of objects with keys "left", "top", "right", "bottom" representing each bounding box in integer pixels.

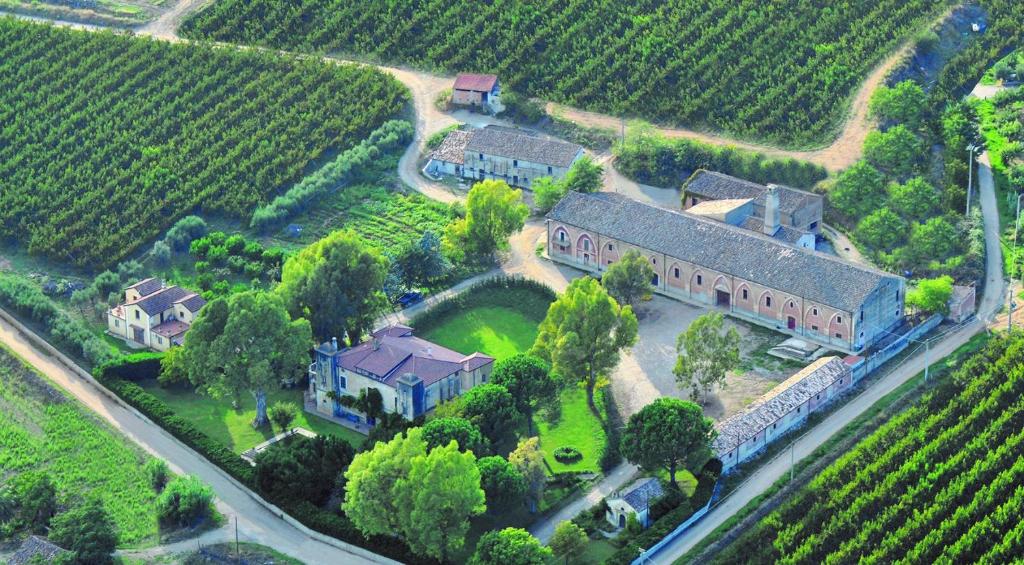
[
  {"left": 182, "top": 0, "right": 942, "bottom": 146},
  {"left": 0, "top": 18, "right": 407, "bottom": 268},
  {"left": 713, "top": 334, "right": 1024, "bottom": 564}
]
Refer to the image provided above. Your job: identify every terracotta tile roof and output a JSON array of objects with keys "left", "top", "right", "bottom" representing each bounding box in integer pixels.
[
  {"left": 685, "top": 170, "right": 821, "bottom": 215},
  {"left": 547, "top": 191, "right": 900, "bottom": 313},
  {"left": 453, "top": 73, "right": 498, "bottom": 92},
  {"left": 429, "top": 129, "right": 472, "bottom": 165},
  {"left": 712, "top": 357, "right": 850, "bottom": 454},
  {"left": 466, "top": 126, "right": 583, "bottom": 168},
  {"left": 331, "top": 326, "right": 494, "bottom": 388}
]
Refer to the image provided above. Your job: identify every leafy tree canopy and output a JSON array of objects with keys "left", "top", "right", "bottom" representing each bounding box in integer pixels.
[
  {"left": 50, "top": 499, "right": 118, "bottom": 565},
  {"left": 470, "top": 527, "right": 551, "bottom": 565},
  {"left": 621, "top": 397, "right": 715, "bottom": 485},
  {"left": 422, "top": 417, "right": 490, "bottom": 455},
  {"left": 906, "top": 275, "right": 954, "bottom": 315},
  {"left": 490, "top": 353, "right": 558, "bottom": 435},
  {"left": 855, "top": 207, "right": 907, "bottom": 252},
  {"left": 444, "top": 180, "right": 529, "bottom": 261},
  {"left": 673, "top": 311, "right": 740, "bottom": 405},
  {"left": 602, "top": 249, "right": 656, "bottom": 308},
  {"left": 827, "top": 161, "right": 887, "bottom": 221}
]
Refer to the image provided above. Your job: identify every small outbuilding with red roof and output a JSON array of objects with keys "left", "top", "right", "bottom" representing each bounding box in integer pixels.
[{"left": 452, "top": 73, "right": 501, "bottom": 111}]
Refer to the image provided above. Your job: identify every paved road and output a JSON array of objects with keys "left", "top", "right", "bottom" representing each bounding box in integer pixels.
[
  {"left": 649, "top": 154, "right": 1005, "bottom": 563},
  {"left": 0, "top": 311, "right": 392, "bottom": 565}
]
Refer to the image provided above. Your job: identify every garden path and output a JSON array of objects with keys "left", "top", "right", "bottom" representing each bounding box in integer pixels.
[{"left": 529, "top": 461, "right": 639, "bottom": 544}]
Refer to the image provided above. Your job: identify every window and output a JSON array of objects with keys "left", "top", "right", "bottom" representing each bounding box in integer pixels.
[
  {"left": 812, "top": 325, "right": 819, "bottom": 331},
  {"left": 812, "top": 308, "right": 818, "bottom": 316},
  {"left": 837, "top": 316, "right": 842, "bottom": 324},
  {"left": 742, "top": 289, "right": 748, "bottom": 300},
  {"left": 607, "top": 243, "right": 613, "bottom": 251},
  {"left": 789, "top": 301, "right": 794, "bottom": 308},
  {"left": 674, "top": 267, "right": 680, "bottom": 278},
  {"left": 765, "top": 296, "right": 772, "bottom": 308},
  {"left": 607, "top": 260, "right": 612, "bottom": 265},
  {"left": 513, "top": 159, "right": 518, "bottom": 167},
  {"left": 815, "top": 393, "right": 820, "bottom": 400},
  {"left": 114, "top": 320, "right": 119, "bottom": 328},
  {"left": 696, "top": 275, "right": 703, "bottom": 285},
  {"left": 338, "top": 375, "right": 347, "bottom": 389},
  {"left": 651, "top": 258, "right": 656, "bottom": 265},
  {"left": 524, "top": 177, "right": 528, "bottom": 184},
  {"left": 772, "top": 423, "right": 777, "bottom": 430},
  {"left": 860, "top": 310, "right": 864, "bottom": 321},
  {"left": 690, "top": 197, "right": 697, "bottom": 206},
  {"left": 835, "top": 332, "right": 842, "bottom": 338},
  {"left": 548, "top": 166, "right": 553, "bottom": 174},
  {"left": 135, "top": 310, "right": 140, "bottom": 320},
  {"left": 797, "top": 406, "right": 801, "bottom": 413},
  {"left": 156, "top": 336, "right": 162, "bottom": 345},
  {"left": 479, "top": 153, "right": 484, "bottom": 160},
  {"left": 558, "top": 231, "right": 566, "bottom": 242}
]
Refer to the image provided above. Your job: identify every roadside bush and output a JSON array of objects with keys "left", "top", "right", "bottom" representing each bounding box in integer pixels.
[
  {"left": 156, "top": 475, "right": 214, "bottom": 527},
  {"left": 254, "top": 434, "right": 354, "bottom": 506},
  {"left": 0, "top": 274, "right": 114, "bottom": 366},
  {"left": 553, "top": 447, "right": 583, "bottom": 463},
  {"left": 95, "top": 352, "right": 165, "bottom": 382}
]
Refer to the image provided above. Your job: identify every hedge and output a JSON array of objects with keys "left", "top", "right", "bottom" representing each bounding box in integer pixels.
[
  {"left": 409, "top": 276, "right": 556, "bottom": 334},
  {"left": 95, "top": 352, "right": 165, "bottom": 382},
  {"left": 614, "top": 135, "right": 827, "bottom": 190},
  {"left": 92, "top": 370, "right": 428, "bottom": 563},
  {"left": 605, "top": 470, "right": 719, "bottom": 564}
]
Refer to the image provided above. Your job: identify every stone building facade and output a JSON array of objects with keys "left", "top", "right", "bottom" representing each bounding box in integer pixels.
[
  {"left": 426, "top": 125, "right": 584, "bottom": 189},
  {"left": 546, "top": 192, "right": 905, "bottom": 353}
]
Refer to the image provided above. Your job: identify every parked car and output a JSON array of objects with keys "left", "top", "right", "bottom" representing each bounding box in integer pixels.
[{"left": 396, "top": 292, "right": 423, "bottom": 309}]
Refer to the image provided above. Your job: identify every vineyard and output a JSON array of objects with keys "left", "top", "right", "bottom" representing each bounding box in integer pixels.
[
  {"left": 0, "top": 18, "right": 407, "bottom": 268},
  {"left": 712, "top": 334, "right": 1024, "bottom": 564},
  {"left": 0, "top": 345, "right": 160, "bottom": 545},
  {"left": 182, "top": 0, "right": 942, "bottom": 146}
]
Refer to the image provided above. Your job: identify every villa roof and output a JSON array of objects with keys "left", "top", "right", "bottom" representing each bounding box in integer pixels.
[
  {"left": 613, "top": 477, "right": 665, "bottom": 513},
  {"left": 174, "top": 293, "right": 206, "bottom": 313},
  {"left": 453, "top": 73, "right": 498, "bottom": 92},
  {"left": 712, "top": 357, "right": 850, "bottom": 454},
  {"left": 326, "top": 326, "right": 494, "bottom": 388},
  {"left": 685, "top": 170, "right": 821, "bottom": 215},
  {"left": 430, "top": 129, "right": 472, "bottom": 165},
  {"left": 547, "top": 191, "right": 900, "bottom": 313},
  {"left": 125, "top": 277, "right": 163, "bottom": 296},
  {"left": 466, "top": 126, "right": 582, "bottom": 168},
  {"left": 128, "top": 285, "right": 191, "bottom": 316}
]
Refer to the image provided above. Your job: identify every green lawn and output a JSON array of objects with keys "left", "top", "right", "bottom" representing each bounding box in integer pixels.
[
  {"left": 535, "top": 388, "right": 606, "bottom": 474},
  {"left": 140, "top": 382, "right": 365, "bottom": 453},
  {"left": 418, "top": 305, "right": 540, "bottom": 361},
  {"left": 0, "top": 345, "right": 160, "bottom": 547},
  {"left": 418, "top": 301, "right": 608, "bottom": 474}
]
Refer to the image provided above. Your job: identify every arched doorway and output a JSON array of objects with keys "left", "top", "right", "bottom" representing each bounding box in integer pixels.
[{"left": 787, "top": 316, "right": 797, "bottom": 330}]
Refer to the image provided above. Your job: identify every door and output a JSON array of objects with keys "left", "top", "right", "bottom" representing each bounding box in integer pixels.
[
  {"left": 787, "top": 316, "right": 797, "bottom": 330},
  {"left": 716, "top": 290, "right": 731, "bottom": 307},
  {"left": 132, "top": 326, "right": 145, "bottom": 344},
  {"left": 652, "top": 274, "right": 660, "bottom": 287},
  {"left": 618, "top": 514, "right": 626, "bottom": 528}
]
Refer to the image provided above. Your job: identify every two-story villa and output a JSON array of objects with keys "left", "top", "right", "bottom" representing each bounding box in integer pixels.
[
  {"left": 308, "top": 325, "right": 494, "bottom": 424},
  {"left": 425, "top": 125, "right": 584, "bottom": 189},
  {"left": 107, "top": 278, "right": 206, "bottom": 351}
]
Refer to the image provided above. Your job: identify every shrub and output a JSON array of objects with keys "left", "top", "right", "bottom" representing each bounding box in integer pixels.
[
  {"left": 617, "top": 130, "right": 827, "bottom": 189},
  {"left": 254, "top": 434, "right": 354, "bottom": 506},
  {"left": 145, "top": 459, "right": 170, "bottom": 492},
  {"left": 95, "top": 352, "right": 165, "bottom": 382},
  {"left": 224, "top": 234, "right": 246, "bottom": 255},
  {"left": 50, "top": 499, "right": 118, "bottom": 565},
  {"left": 267, "top": 401, "right": 298, "bottom": 434},
  {"left": 553, "top": 446, "right": 583, "bottom": 463},
  {"left": 227, "top": 255, "right": 247, "bottom": 273},
  {"left": 152, "top": 240, "right": 172, "bottom": 267},
  {"left": 156, "top": 475, "right": 214, "bottom": 527},
  {"left": 165, "top": 215, "right": 208, "bottom": 252}
]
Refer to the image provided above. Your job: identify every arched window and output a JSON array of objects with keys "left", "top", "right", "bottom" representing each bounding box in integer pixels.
[{"left": 765, "top": 296, "right": 772, "bottom": 308}]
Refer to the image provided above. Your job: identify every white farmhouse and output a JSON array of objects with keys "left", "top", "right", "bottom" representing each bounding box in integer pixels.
[{"left": 107, "top": 278, "right": 205, "bottom": 351}]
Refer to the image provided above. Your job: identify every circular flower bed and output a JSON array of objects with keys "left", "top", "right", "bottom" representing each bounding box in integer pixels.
[{"left": 553, "top": 446, "right": 583, "bottom": 464}]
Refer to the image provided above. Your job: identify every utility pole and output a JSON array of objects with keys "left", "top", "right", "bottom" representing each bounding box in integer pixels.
[
  {"left": 924, "top": 339, "right": 930, "bottom": 383},
  {"left": 790, "top": 441, "right": 795, "bottom": 483},
  {"left": 966, "top": 144, "right": 976, "bottom": 216},
  {"left": 235, "top": 515, "right": 240, "bottom": 563}
]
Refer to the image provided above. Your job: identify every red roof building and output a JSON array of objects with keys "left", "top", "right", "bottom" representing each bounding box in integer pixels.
[{"left": 452, "top": 73, "right": 501, "bottom": 109}]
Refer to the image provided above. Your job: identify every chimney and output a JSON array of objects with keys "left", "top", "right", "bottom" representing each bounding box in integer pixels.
[
  {"left": 372, "top": 337, "right": 380, "bottom": 351},
  {"left": 763, "top": 185, "right": 781, "bottom": 237},
  {"left": 331, "top": 336, "right": 338, "bottom": 351}
]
